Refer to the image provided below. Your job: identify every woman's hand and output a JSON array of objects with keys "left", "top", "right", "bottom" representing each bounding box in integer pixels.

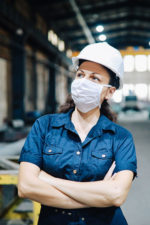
[{"left": 104, "top": 161, "right": 117, "bottom": 181}]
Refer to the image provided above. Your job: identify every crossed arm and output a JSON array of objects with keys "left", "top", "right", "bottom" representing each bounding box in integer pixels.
[{"left": 18, "top": 161, "right": 133, "bottom": 209}]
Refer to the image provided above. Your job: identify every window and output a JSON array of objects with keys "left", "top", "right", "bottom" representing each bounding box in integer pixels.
[
  {"left": 123, "top": 84, "right": 135, "bottom": 96},
  {"left": 112, "top": 89, "right": 123, "bottom": 103},
  {"left": 135, "top": 55, "right": 147, "bottom": 72},
  {"left": 147, "top": 55, "right": 150, "bottom": 71},
  {"left": 124, "top": 55, "right": 134, "bottom": 72},
  {"left": 135, "top": 84, "right": 148, "bottom": 100}
]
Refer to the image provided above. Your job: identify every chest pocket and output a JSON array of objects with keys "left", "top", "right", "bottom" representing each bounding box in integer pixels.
[
  {"left": 43, "top": 144, "right": 63, "bottom": 155},
  {"left": 90, "top": 148, "right": 114, "bottom": 179},
  {"left": 91, "top": 149, "right": 113, "bottom": 159},
  {"left": 42, "top": 142, "right": 63, "bottom": 175}
]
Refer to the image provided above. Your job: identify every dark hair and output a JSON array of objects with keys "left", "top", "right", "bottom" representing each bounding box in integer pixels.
[{"left": 58, "top": 60, "right": 119, "bottom": 122}]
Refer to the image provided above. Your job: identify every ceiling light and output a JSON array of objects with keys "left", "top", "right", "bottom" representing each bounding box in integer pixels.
[
  {"left": 96, "top": 25, "right": 104, "bottom": 32},
  {"left": 58, "top": 40, "right": 65, "bottom": 52},
  {"left": 48, "top": 30, "right": 58, "bottom": 46},
  {"left": 98, "top": 34, "right": 107, "bottom": 41},
  {"left": 66, "top": 49, "right": 72, "bottom": 58},
  {"left": 16, "top": 28, "right": 23, "bottom": 35}
]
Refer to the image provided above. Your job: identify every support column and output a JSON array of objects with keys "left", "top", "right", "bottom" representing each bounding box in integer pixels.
[
  {"left": 45, "top": 64, "right": 57, "bottom": 114},
  {"left": 32, "top": 52, "right": 37, "bottom": 110},
  {"left": 11, "top": 34, "right": 25, "bottom": 119}
]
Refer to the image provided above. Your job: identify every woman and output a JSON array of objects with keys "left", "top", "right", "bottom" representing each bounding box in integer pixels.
[{"left": 18, "top": 42, "right": 137, "bottom": 225}]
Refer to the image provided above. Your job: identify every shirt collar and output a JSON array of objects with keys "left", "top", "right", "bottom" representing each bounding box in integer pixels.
[
  {"left": 92, "top": 113, "right": 116, "bottom": 136},
  {"left": 51, "top": 107, "right": 75, "bottom": 127},
  {"left": 51, "top": 107, "right": 116, "bottom": 135}
]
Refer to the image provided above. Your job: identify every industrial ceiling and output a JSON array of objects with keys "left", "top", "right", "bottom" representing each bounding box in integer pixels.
[{"left": 27, "top": 0, "right": 150, "bottom": 51}]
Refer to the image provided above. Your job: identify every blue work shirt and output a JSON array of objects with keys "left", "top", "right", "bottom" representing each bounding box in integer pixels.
[{"left": 19, "top": 107, "right": 137, "bottom": 225}]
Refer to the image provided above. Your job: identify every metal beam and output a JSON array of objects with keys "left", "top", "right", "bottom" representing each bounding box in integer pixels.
[
  {"left": 33, "top": 0, "right": 68, "bottom": 11},
  {"left": 0, "top": 138, "right": 25, "bottom": 156},
  {"left": 72, "top": 35, "right": 150, "bottom": 51},
  {"left": 0, "top": 158, "right": 19, "bottom": 170},
  {"left": 58, "top": 14, "right": 150, "bottom": 33},
  {"left": 69, "top": 0, "right": 95, "bottom": 44},
  {"left": 43, "top": 1, "right": 150, "bottom": 22},
  {"left": 68, "top": 26, "right": 150, "bottom": 42},
  {"left": 37, "top": 0, "right": 129, "bottom": 21}
]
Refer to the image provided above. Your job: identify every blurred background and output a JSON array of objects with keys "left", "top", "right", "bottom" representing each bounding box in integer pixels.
[{"left": 0, "top": 0, "right": 150, "bottom": 224}]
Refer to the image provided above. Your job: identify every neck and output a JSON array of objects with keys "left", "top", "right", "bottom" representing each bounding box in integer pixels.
[{"left": 71, "top": 107, "right": 100, "bottom": 129}]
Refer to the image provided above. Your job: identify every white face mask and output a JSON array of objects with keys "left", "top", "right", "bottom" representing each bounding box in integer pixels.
[{"left": 71, "top": 78, "right": 112, "bottom": 113}]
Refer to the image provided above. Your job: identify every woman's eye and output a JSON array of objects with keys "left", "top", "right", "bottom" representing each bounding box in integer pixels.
[
  {"left": 92, "top": 77, "right": 100, "bottom": 81},
  {"left": 76, "top": 73, "right": 83, "bottom": 78}
]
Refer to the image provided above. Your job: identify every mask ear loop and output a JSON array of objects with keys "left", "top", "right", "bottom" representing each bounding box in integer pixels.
[
  {"left": 97, "top": 84, "right": 104, "bottom": 109},
  {"left": 103, "top": 84, "right": 112, "bottom": 88},
  {"left": 98, "top": 84, "right": 112, "bottom": 108},
  {"left": 75, "top": 64, "right": 79, "bottom": 71}
]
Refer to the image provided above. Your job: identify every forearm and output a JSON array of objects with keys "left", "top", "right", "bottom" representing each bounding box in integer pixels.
[
  {"left": 18, "top": 176, "right": 89, "bottom": 209},
  {"left": 39, "top": 171, "right": 120, "bottom": 207},
  {"left": 53, "top": 178, "right": 119, "bottom": 207}
]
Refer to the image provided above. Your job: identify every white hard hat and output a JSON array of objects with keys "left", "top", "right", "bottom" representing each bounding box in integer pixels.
[{"left": 72, "top": 42, "right": 124, "bottom": 88}]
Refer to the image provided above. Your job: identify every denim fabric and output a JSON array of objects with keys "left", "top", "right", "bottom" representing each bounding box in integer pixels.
[{"left": 19, "top": 107, "right": 137, "bottom": 225}]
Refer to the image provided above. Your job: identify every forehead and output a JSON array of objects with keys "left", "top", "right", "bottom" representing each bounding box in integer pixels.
[{"left": 79, "top": 61, "right": 109, "bottom": 76}]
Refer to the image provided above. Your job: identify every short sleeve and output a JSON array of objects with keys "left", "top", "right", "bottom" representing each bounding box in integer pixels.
[
  {"left": 18, "top": 118, "right": 45, "bottom": 168},
  {"left": 114, "top": 132, "right": 137, "bottom": 180}
]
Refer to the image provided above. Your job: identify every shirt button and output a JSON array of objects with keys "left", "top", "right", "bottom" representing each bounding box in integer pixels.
[
  {"left": 48, "top": 149, "right": 52, "bottom": 152},
  {"left": 68, "top": 212, "right": 72, "bottom": 215},
  {"left": 76, "top": 151, "right": 80, "bottom": 155},
  {"left": 81, "top": 217, "right": 85, "bottom": 221},
  {"left": 102, "top": 154, "right": 106, "bottom": 158},
  {"left": 62, "top": 210, "right": 65, "bottom": 214},
  {"left": 73, "top": 169, "right": 77, "bottom": 174}
]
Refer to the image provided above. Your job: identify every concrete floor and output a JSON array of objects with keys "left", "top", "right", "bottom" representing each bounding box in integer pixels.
[{"left": 119, "top": 121, "right": 150, "bottom": 225}]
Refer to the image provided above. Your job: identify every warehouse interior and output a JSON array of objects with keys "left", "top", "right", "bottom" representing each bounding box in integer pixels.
[{"left": 0, "top": 0, "right": 150, "bottom": 224}]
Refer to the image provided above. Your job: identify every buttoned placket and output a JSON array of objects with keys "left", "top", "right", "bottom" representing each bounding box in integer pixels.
[
  {"left": 64, "top": 122, "right": 82, "bottom": 179},
  {"left": 64, "top": 120, "right": 104, "bottom": 180}
]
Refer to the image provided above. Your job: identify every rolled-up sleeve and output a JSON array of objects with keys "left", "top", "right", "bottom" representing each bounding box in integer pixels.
[
  {"left": 114, "top": 131, "right": 137, "bottom": 180},
  {"left": 18, "top": 118, "right": 45, "bottom": 168}
]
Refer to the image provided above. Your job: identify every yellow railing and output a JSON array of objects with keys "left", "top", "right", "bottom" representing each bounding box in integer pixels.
[{"left": 0, "top": 173, "right": 40, "bottom": 225}]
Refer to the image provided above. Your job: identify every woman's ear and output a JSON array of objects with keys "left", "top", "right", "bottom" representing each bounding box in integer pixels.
[{"left": 105, "top": 87, "right": 116, "bottom": 100}]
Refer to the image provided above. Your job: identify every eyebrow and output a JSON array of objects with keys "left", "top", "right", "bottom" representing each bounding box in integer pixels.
[{"left": 77, "top": 69, "right": 102, "bottom": 76}]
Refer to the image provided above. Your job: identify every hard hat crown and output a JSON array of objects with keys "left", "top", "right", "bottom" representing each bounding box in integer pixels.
[{"left": 72, "top": 42, "right": 124, "bottom": 88}]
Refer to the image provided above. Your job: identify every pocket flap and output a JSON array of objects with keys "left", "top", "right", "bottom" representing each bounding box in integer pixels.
[
  {"left": 43, "top": 145, "right": 63, "bottom": 155},
  {"left": 91, "top": 149, "right": 112, "bottom": 159}
]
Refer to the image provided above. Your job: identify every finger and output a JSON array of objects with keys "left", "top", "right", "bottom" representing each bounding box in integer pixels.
[
  {"left": 111, "top": 173, "right": 117, "bottom": 180},
  {"left": 110, "top": 161, "right": 116, "bottom": 171},
  {"left": 104, "top": 161, "right": 116, "bottom": 180},
  {"left": 106, "top": 161, "right": 116, "bottom": 176}
]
